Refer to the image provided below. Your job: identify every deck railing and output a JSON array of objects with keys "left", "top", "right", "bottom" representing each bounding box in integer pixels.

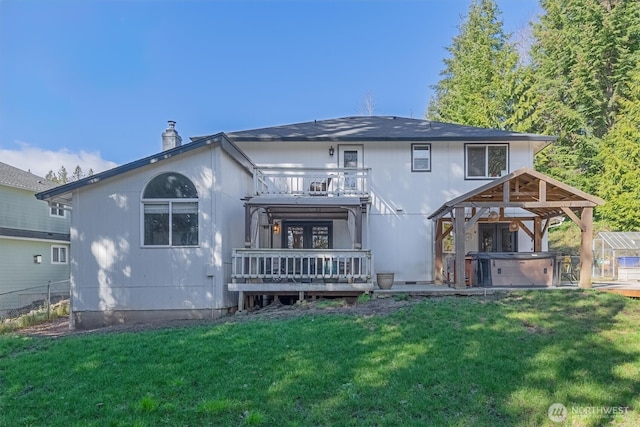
[
  {"left": 231, "top": 248, "right": 372, "bottom": 283},
  {"left": 253, "top": 167, "right": 370, "bottom": 197}
]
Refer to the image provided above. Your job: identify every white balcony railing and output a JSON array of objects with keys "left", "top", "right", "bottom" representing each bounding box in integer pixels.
[
  {"left": 253, "top": 167, "right": 370, "bottom": 197},
  {"left": 231, "top": 248, "right": 372, "bottom": 283}
]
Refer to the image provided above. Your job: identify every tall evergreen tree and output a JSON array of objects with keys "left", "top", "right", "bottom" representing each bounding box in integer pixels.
[
  {"left": 57, "top": 166, "right": 68, "bottom": 184},
  {"left": 72, "top": 165, "right": 83, "bottom": 181},
  {"left": 597, "top": 70, "right": 640, "bottom": 230},
  {"left": 525, "top": 0, "right": 640, "bottom": 193},
  {"left": 45, "top": 170, "right": 58, "bottom": 183},
  {"left": 44, "top": 165, "right": 94, "bottom": 183},
  {"left": 426, "top": 0, "right": 520, "bottom": 129}
]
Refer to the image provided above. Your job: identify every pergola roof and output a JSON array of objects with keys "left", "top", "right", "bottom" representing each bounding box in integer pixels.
[{"left": 428, "top": 168, "right": 604, "bottom": 221}]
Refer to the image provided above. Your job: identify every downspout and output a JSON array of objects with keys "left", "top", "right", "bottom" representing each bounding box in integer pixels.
[
  {"left": 211, "top": 148, "right": 216, "bottom": 318},
  {"left": 367, "top": 202, "right": 372, "bottom": 279},
  {"left": 68, "top": 192, "right": 75, "bottom": 329}
]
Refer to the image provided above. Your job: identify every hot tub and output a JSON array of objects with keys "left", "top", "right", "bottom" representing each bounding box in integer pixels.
[{"left": 468, "top": 252, "right": 561, "bottom": 287}]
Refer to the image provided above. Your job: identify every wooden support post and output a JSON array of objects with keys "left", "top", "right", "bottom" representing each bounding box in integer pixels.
[
  {"left": 355, "top": 206, "right": 363, "bottom": 249},
  {"left": 533, "top": 217, "right": 542, "bottom": 252},
  {"left": 434, "top": 219, "right": 444, "bottom": 285},
  {"left": 238, "top": 291, "right": 245, "bottom": 312},
  {"left": 579, "top": 208, "right": 594, "bottom": 288},
  {"left": 454, "top": 207, "right": 466, "bottom": 289},
  {"left": 244, "top": 204, "right": 252, "bottom": 248},
  {"left": 503, "top": 181, "right": 510, "bottom": 202},
  {"left": 539, "top": 180, "right": 547, "bottom": 201}
]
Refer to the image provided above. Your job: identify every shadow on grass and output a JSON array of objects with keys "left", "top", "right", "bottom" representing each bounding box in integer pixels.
[{"left": 0, "top": 290, "right": 638, "bottom": 426}]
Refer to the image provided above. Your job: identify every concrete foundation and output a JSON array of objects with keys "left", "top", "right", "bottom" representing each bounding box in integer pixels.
[{"left": 72, "top": 308, "right": 233, "bottom": 330}]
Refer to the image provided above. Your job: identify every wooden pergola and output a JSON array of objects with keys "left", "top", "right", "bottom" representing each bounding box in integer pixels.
[{"left": 428, "top": 168, "right": 605, "bottom": 289}]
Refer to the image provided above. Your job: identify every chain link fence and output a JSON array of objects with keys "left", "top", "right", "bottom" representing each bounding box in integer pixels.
[{"left": 0, "top": 280, "right": 70, "bottom": 321}]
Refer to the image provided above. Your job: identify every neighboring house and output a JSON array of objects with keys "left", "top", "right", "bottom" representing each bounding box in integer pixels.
[
  {"left": 36, "top": 117, "right": 601, "bottom": 328},
  {"left": 0, "top": 162, "right": 70, "bottom": 313}
]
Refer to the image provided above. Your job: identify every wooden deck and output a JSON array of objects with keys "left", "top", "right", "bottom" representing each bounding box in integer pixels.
[
  {"left": 376, "top": 282, "right": 640, "bottom": 299},
  {"left": 383, "top": 281, "right": 640, "bottom": 298},
  {"left": 373, "top": 283, "right": 579, "bottom": 297},
  {"left": 594, "top": 282, "right": 640, "bottom": 298}
]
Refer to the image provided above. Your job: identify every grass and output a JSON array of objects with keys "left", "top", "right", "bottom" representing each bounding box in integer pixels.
[{"left": 1, "top": 291, "right": 640, "bottom": 426}]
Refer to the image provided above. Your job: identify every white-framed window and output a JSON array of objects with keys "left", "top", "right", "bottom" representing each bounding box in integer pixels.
[
  {"left": 412, "top": 144, "right": 431, "bottom": 172},
  {"left": 50, "top": 202, "right": 66, "bottom": 218},
  {"left": 51, "top": 246, "right": 68, "bottom": 264},
  {"left": 142, "top": 172, "right": 199, "bottom": 247},
  {"left": 465, "top": 144, "right": 508, "bottom": 179}
]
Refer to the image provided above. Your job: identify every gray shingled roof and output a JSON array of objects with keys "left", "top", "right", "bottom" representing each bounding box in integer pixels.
[
  {"left": 36, "top": 116, "right": 557, "bottom": 203},
  {"left": 35, "top": 133, "right": 254, "bottom": 202},
  {"left": 0, "top": 161, "right": 58, "bottom": 192},
  {"left": 225, "top": 116, "right": 557, "bottom": 142}
]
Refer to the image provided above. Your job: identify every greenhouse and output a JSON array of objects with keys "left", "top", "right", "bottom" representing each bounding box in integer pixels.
[{"left": 593, "top": 232, "right": 640, "bottom": 281}]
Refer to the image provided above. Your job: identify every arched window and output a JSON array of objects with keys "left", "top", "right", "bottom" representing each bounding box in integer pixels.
[{"left": 142, "top": 172, "right": 198, "bottom": 246}]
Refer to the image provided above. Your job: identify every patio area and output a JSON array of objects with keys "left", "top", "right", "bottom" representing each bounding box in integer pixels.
[
  {"left": 372, "top": 282, "right": 580, "bottom": 297},
  {"left": 370, "top": 281, "right": 640, "bottom": 299}
]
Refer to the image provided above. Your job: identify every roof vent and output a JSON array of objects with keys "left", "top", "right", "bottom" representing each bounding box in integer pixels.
[{"left": 162, "top": 120, "right": 182, "bottom": 151}]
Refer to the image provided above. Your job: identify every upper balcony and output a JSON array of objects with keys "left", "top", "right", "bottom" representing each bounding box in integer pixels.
[{"left": 253, "top": 167, "right": 370, "bottom": 198}]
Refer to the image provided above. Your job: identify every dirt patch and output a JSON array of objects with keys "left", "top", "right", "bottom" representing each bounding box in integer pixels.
[{"left": 15, "top": 295, "right": 425, "bottom": 338}]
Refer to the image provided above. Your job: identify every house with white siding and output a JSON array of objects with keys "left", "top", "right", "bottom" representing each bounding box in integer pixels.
[
  {"left": 0, "top": 162, "right": 70, "bottom": 314},
  {"left": 36, "top": 117, "right": 602, "bottom": 329},
  {"left": 37, "top": 123, "right": 254, "bottom": 328}
]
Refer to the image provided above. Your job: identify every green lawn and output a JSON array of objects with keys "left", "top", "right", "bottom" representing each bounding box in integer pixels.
[{"left": 1, "top": 290, "right": 639, "bottom": 426}]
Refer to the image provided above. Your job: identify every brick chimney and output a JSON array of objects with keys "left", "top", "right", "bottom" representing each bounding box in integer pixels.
[{"left": 162, "top": 120, "right": 182, "bottom": 151}]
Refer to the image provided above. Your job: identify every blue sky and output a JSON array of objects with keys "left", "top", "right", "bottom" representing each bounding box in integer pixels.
[{"left": 0, "top": 0, "right": 540, "bottom": 177}]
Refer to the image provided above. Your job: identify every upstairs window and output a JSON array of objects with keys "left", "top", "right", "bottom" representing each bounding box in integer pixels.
[
  {"left": 142, "top": 172, "right": 199, "bottom": 246},
  {"left": 50, "top": 202, "right": 66, "bottom": 218},
  {"left": 412, "top": 144, "right": 431, "bottom": 172},
  {"left": 466, "top": 144, "right": 508, "bottom": 179},
  {"left": 51, "top": 245, "right": 68, "bottom": 264}
]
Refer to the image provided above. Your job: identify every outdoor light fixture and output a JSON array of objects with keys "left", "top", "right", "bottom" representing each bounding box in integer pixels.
[
  {"left": 33, "top": 255, "right": 42, "bottom": 264},
  {"left": 272, "top": 222, "right": 281, "bottom": 233},
  {"left": 329, "top": 146, "right": 335, "bottom": 157}
]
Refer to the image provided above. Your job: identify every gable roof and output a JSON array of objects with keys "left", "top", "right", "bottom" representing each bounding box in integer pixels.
[
  {"left": 0, "top": 161, "right": 57, "bottom": 192},
  {"left": 35, "top": 116, "right": 558, "bottom": 204},
  {"left": 428, "top": 167, "right": 605, "bottom": 221},
  {"left": 35, "top": 133, "right": 255, "bottom": 204},
  {"left": 223, "top": 116, "right": 556, "bottom": 148}
]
